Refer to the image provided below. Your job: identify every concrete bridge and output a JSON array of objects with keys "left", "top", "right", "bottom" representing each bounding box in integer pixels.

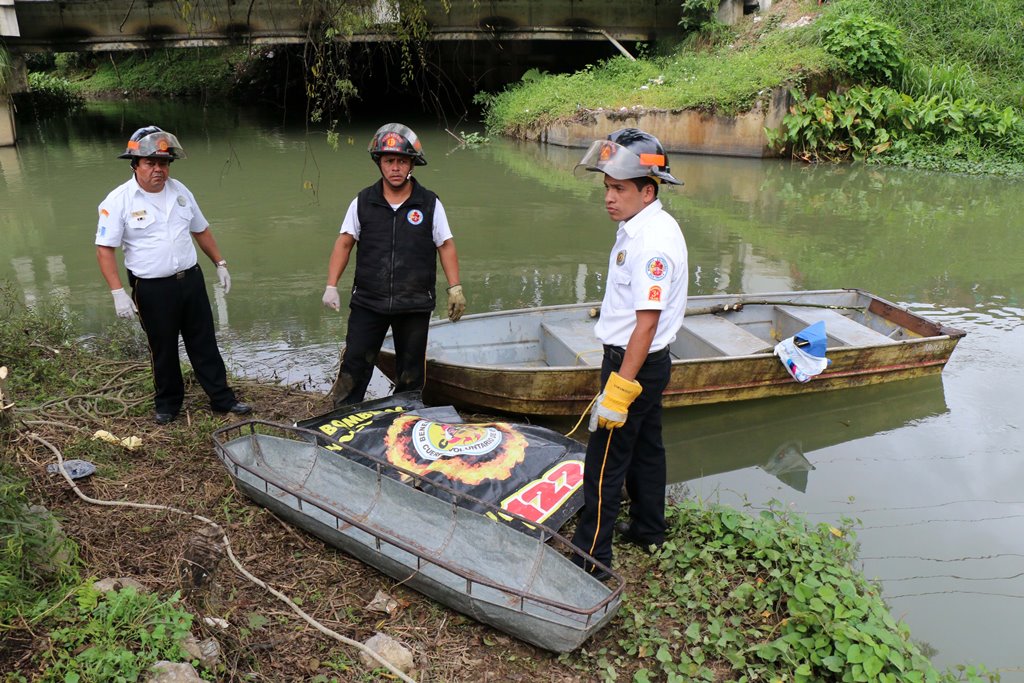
[
  {"left": 2, "top": 0, "right": 685, "bottom": 53},
  {"left": 0, "top": 0, "right": 759, "bottom": 146}
]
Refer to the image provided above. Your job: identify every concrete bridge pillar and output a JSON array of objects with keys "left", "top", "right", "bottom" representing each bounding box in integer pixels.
[
  {"left": 2, "top": 0, "right": 20, "bottom": 146},
  {"left": 716, "top": 0, "right": 745, "bottom": 25}
]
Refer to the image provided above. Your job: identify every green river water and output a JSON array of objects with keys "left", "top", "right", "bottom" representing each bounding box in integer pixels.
[{"left": 1, "top": 100, "right": 1023, "bottom": 677}]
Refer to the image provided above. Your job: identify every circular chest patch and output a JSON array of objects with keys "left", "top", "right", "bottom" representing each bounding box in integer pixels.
[
  {"left": 407, "top": 209, "right": 424, "bottom": 225},
  {"left": 412, "top": 421, "right": 502, "bottom": 461},
  {"left": 176, "top": 195, "right": 186, "bottom": 207},
  {"left": 384, "top": 415, "right": 529, "bottom": 485},
  {"left": 646, "top": 257, "right": 667, "bottom": 281},
  {"left": 615, "top": 250, "right": 627, "bottom": 266}
]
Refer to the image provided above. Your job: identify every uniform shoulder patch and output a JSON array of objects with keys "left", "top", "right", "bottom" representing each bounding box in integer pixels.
[
  {"left": 648, "top": 285, "right": 662, "bottom": 302},
  {"left": 645, "top": 257, "right": 668, "bottom": 281}
]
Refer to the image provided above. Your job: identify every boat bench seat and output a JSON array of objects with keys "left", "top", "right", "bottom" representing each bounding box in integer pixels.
[
  {"left": 540, "top": 322, "right": 603, "bottom": 367},
  {"left": 775, "top": 305, "right": 897, "bottom": 347},
  {"left": 678, "top": 314, "right": 774, "bottom": 357}
]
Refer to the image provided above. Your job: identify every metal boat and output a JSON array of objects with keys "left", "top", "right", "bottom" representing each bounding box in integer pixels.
[
  {"left": 377, "top": 289, "right": 965, "bottom": 416},
  {"left": 212, "top": 421, "right": 622, "bottom": 652}
]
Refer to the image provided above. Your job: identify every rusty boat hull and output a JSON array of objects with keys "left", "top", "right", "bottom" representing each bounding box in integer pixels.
[{"left": 377, "top": 289, "right": 965, "bottom": 417}]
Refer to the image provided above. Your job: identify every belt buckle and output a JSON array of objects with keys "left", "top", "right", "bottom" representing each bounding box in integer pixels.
[{"left": 175, "top": 270, "right": 186, "bottom": 280}]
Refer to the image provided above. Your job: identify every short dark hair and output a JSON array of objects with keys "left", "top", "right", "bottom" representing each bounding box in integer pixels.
[{"left": 630, "top": 176, "right": 659, "bottom": 198}]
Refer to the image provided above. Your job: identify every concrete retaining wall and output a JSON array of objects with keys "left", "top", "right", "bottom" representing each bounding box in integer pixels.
[
  {"left": 529, "top": 87, "right": 792, "bottom": 158},
  {"left": 0, "top": 97, "right": 15, "bottom": 146}
]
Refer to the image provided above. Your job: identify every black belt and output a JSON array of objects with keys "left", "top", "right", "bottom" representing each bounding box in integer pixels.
[
  {"left": 603, "top": 344, "right": 670, "bottom": 363},
  {"left": 145, "top": 264, "right": 200, "bottom": 281}
]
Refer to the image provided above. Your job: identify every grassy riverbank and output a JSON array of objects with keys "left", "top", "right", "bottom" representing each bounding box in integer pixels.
[
  {"left": 0, "top": 284, "right": 1000, "bottom": 681},
  {"left": 479, "top": 0, "right": 1024, "bottom": 177},
  {"left": 23, "top": 48, "right": 252, "bottom": 100}
]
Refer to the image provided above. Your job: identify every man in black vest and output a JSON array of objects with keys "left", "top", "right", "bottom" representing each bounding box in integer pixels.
[{"left": 322, "top": 123, "right": 465, "bottom": 406}]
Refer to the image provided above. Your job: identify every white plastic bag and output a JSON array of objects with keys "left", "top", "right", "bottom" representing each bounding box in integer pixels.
[{"left": 774, "top": 321, "right": 829, "bottom": 383}]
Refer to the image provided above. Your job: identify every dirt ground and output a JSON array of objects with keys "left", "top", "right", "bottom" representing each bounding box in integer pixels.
[{"left": 6, "top": 378, "right": 643, "bottom": 682}]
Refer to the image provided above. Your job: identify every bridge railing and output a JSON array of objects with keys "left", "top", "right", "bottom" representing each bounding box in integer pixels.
[{"left": 5, "top": 0, "right": 682, "bottom": 52}]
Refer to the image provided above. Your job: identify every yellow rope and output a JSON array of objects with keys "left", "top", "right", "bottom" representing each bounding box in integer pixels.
[
  {"left": 586, "top": 431, "right": 615, "bottom": 566},
  {"left": 573, "top": 348, "right": 602, "bottom": 365},
  {"left": 565, "top": 394, "right": 598, "bottom": 438}
]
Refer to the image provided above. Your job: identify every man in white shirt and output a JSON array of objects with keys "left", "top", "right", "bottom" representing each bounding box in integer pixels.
[
  {"left": 570, "top": 128, "right": 688, "bottom": 580},
  {"left": 321, "top": 123, "right": 464, "bottom": 406},
  {"left": 95, "top": 125, "right": 251, "bottom": 425}
]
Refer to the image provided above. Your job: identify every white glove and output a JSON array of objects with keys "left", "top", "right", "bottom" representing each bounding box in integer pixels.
[
  {"left": 216, "top": 264, "right": 231, "bottom": 294},
  {"left": 588, "top": 394, "right": 629, "bottom": 432},
  {"left": 322, "top": 285, "right": 340, "bottom": 311},
  {"left": 447, "top": 284, "right": 466, "bottom": 322},
  {"left": 111, "top": 288, "right": 137, "bottom": 319}
]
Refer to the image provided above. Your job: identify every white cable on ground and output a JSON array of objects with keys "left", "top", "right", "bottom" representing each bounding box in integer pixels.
[{"left": 27, "top": 432, "right": 418, "bottom": 683}]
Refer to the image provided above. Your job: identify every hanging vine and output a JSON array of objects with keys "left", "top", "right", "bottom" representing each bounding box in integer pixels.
[{"left": 301, "top": 0, "right": 452, "bottom": 131}]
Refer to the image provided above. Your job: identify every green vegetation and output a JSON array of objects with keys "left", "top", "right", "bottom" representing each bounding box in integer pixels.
[
  {"left": 1, "top": 465, "right": 194, "bottom": 683},
  {"left": 0, "top": 286, "right": 199, "bottom": 680},
  {"left": 767, "top": 0, "right": 1024, "bottom": 175},
  {"left": 477, "top": 28, "right": 835, "bottom": 137},
  {"left": 0, "top": 466, "right": 80, "bottom": 627},
  {"left": 766, "top": 85, "right": 1024, "bottom": 173},
  {"left": 479, "top": 0, "right": 1024, "bottom": 176},
  {"left": 0, "top": 46, "right": 11, "bottom": 90},
  {"left": 569, "top": 500, "right": 997, "bottom": 682},
  {"left": 20, "top": 73, "right": 84, "bottom": 114},
  {"left": 60, "top": 48, "right": 249, "bottom": 99},
  {"left": 39, "top": 586, "right": 193, "bottom": 683},
  {"left": 818, "top": 11, "right": 903, "bottom": 84},
  {"left": 831, "top": 0, "right": 1024, "bottom": 108}
]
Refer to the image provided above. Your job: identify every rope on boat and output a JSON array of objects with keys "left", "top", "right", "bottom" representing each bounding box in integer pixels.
[
  {"left": 27, "top": 432, "right": 419, "bottom": 683},
  {"left": 710, "top": 300, "right": 862, "bottom": 312}
]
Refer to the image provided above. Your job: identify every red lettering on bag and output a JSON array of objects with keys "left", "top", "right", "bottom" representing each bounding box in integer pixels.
[{"left": 502, "top": 461, "right": 584, "bottom": 523}]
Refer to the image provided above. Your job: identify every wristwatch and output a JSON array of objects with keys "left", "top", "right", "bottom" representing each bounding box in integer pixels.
[{"left": 216, "top": 260, "right": 227, "bottom": 267}]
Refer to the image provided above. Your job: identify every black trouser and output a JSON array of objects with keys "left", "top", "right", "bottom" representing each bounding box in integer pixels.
[
  {"left": 571, "top": 345, "right": 671, "bottom": 573},
  {"left": 129, "top": 265, "right": 235, "bottom": 415},
  {"left": 334, "top": 303, "right": 431, "bottom": 405}
]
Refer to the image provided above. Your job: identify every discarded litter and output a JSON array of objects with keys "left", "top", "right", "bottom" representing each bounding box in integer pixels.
[
  {"left": 92, "top": 429, "right": 142, "bottom": 451},
  {"left": 47, "top": 459, "right": 96, "bottom": 480}
]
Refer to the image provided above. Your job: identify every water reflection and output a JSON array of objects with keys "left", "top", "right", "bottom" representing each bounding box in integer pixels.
[{"left": 664, "top": 376, "right": 948, "bottom": 495}]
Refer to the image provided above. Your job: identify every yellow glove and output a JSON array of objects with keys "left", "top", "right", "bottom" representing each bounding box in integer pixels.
[
  {"left": 588, "top": 371, "right": 642, "bottom": 432},
  {"left": 447, "top": 284, "right": 466, "bottom": 322}
]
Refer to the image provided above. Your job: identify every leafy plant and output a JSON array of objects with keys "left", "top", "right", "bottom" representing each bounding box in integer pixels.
[
  {"left": 832, "top": 0, "right": 1024, "bottom": 108},
  {"left": 767, "top": 84, "right": 1024, "bottom": 172},
  {"left": 21, "top": 72, "right": 84, "bottom": 114},
  {"left": 594, "top": 500, "right": 1000, "bottom": 682},
  {"left": 458, "top": 131, "right": 489, "bottom": 147},
  {"left": 0, "top": 467, "right": 80, "bottom": 626},
  {"left": 678, "top": 0, "right": 721, "bottom": 32},
  {"left": 818, "top": 12, "right": 904, "bottom": 83},
  {"left": 40, "top": 586, "right": 194, "bottom": 682}
]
